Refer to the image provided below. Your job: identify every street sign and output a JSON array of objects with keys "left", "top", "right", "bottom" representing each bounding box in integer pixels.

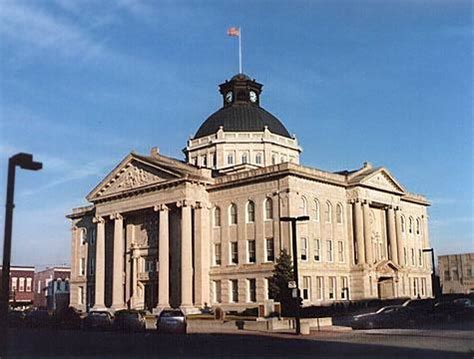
[{"left": 288, "top": 281, "right": 297, "bottom": 289}]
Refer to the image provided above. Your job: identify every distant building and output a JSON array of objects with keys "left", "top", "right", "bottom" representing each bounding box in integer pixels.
[
  {"left": 0, "top": 266, "right": 35, "bottom": 305},
  {"left": 34, "top": 267, "right": 70, "bottom": 308},
  {"left": 439, "top": 253, "right": 474, "bottom": 294},
  {"left": 46, "top": 278, "right": 70, "bottom": 311}
]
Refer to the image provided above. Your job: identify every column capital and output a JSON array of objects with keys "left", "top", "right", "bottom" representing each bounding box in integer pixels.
[
  {"left": 110, "top": 212, "right": 123, "bottom": 221},
  {"left": 154, "top": 204, "right": 169, "bottom": 212},
  {"left": 194, "top": 201, "right": 212, "bottom": 210},
  {"left": 361, "top": 199, "right": 370, "bottom": 206},
  {"left": 176, "top": 199, "right": 194, "bottom": 208},
  {"left": 71, "top": 225, "right": 78, "bottom": 232},
  {"left": 93, "top": 216, "right": 105, "bottom": 224}
]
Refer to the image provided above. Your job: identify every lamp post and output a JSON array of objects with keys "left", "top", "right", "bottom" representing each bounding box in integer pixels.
[
  {"left": 422, "top": 248, "right": 438, "bottom": 298},
  {"left": 0, "top": 153, "right": 42, "bottom": 357},
  {"left": 280, "top": 215, "right": 310, "bottom": 335}
]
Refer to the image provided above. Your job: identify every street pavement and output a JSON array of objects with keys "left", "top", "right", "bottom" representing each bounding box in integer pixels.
[{"left": 5, "top": 324, "right": 473, "bottom": 359}]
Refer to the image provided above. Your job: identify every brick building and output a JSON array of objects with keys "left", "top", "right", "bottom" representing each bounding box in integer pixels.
[
  {"left": 439, "top": 253, "right": 474, "bottom": 294},
  {"left": 34, "top": 267, "right": 71, "bottom": 308},
  {"left": 0, "top": 266, "right": 35, "bottom": 305}
]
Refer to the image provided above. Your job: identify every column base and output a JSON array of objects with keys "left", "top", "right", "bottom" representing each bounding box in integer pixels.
[
  {"left": 153, "top": 304, "right": 171, "bottom": 315},
  {"left": 179, "top": 305, "right": 200, "bottom": 315},
  {"left": 111, "top": 304, "right": 126, "bottom": 312}
]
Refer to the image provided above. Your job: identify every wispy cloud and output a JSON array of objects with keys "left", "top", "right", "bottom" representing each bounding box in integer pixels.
[{"left": 0, "top": 1, "right": 104, "bottom": 60}]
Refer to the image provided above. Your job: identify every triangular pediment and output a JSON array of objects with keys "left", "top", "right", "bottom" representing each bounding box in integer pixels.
[
  {"left": 375, "top": 259, "right": 401, "bottom": 273},
  {"left": 87, "top": 153, "right": 184, "bottom": 201},
  {"left": 358, "top": 168, "right": 405, "bottom": 194}
]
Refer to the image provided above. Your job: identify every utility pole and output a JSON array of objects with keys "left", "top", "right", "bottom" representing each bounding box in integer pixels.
[
  {"left": 280, "top": 215, "right": 309, "bottom": 335},
  {"left": 0, "top": 153, "right": 42, "bottom": 358}
]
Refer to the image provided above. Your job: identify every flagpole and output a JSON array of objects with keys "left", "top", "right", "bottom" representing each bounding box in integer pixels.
[{"left": 239, "top": 27, "right": 242, "bottom": 74}]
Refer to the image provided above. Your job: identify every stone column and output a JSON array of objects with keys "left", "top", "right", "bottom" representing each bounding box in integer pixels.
[
  {"left": 362, "top": 201, "right": 373, "bottom": 265},
  {"left": 386, "top": 206, "right": 398, "bottom": 264},
  {"left": 93, "top": 216, "right": 105, "bottom": 309},
  {"left": 353, "top": 201, "right": 365, "bottom": 264},
  {"left": 180, "top": 200, "right": 194, "bottom": 309},
  {"left": 194, "top": 202, "right": 210, "bottom": 307},
  {"left": 395, "top": 209, "right": 404, "bottom": 267},
  {"left": 111, "top": 213, "right": 125, "bottom": 309},
  {"left": 156, "top": 204, "right": 170, "bottom": 310},
  {"left": 124, "top": 223, "right": 134, "bottom": 308},
  {"left": 131, "top": 245, "right": 138, "bottom": 308}
]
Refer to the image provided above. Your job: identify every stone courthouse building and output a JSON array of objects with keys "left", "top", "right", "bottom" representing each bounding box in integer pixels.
[{"left": 68, "top": 74, "right": 433, "bottom": 313}]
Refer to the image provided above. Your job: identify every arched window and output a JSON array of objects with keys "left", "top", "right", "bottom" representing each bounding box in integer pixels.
[
  {"left": 264, "top": 198, "right": 273, "bottom": 220},
  {"left": 313, "top": 199, "right": 320, "bottom": 221},
  {"left": 229, "top": 204, "right": 237, "bottom": 225},
  {"left": 401, "top": 216, "right": 406, "bottom": 233},
  {"left": 325, "top": 201, "right": 332, "bottom": 223},
  {"left": 256, "top": 153, "right": 262, "bottom": 165},
  {"left": 247, "top": 201, "right": 255, "bottom": 223},
  {"left": 301, "top": 196, "right": 308, "bottom": 215},
  {"left": 336, "top": 203, "right": 343, "bottom": 224},
  {"left": 242, "top": 153, "right": 248, "bottom": 164},
  {"left": 214, "top": 207, "right": 221, "bottom": 227},
  {"left": 416, "top": 218, "right": 421, "bottom": 235},
  {"left": 79, "top": 228, "right": 87, "bottom": 245},
  {"left": 409, "top": 217, "right": 413, "bottom": 234}
]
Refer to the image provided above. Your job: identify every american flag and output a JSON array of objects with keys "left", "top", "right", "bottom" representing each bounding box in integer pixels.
[{"left": 227, "top": 27, "right": 240, "bottom": 37}]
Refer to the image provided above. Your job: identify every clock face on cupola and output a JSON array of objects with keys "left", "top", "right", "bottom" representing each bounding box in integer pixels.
[{"left": 219, "top": 73, "right": 262, "bottom": 107}]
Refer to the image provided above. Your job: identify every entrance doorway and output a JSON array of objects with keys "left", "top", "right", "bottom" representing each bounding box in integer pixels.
[
  {"left": 377, "top": 277, "right": 394, "bottom": 299},
  {"left": 144, "top": 283, "right": 157, "bottom": 312}
]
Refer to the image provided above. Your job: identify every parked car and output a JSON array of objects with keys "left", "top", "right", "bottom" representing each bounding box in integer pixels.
[
  {"left": 402, "top": 298, "right": 436, "bottom": 317},
  {"left": 156, "top": 309, "right": 187, "bottom": 334},
  {"left": 83, "top": 311, "right": 114, "bottom": 331},
  {"left": 351, "top": 305, "right": 415, "bottom": 329},
  {"left": 52, "top": 307, "right": 83, "bottom": 330},
  {"left": 112, "top": 310, "right": 146, "bottom": 332},
  {"left": 434, "top": 298, "right": 474, "bottom": 322},
  {"left": 25, "top": 309, "right": 51, "bottom": 328},
  {"left": 8, "top": 310, "right": 25, "bottom": 328}
]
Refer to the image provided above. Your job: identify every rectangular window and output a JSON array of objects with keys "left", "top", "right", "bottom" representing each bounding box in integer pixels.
[
  {"left": 230, "top": 279, "right": 238, "bottom": 302},
  {"left": 411, "top": 248, "right": 415, "bottom": 266},
  {"left": 90, "top": 228, "right": 96, "bottom": 245},
  {"left": 214, "top": 243, "right": 222, "bottom": 266},
  {"left": 80, "top": 257, "right": 86, "bottom": 276},
  {"left": 301, "top": 238, "right": 308, "bottom": 261},
  {"left": 302, "top": 276, "right": 311, "bottom": 300},
  {"left": 328, "top": 277, "right": 336, "bottom": 300},
  {"left": 213, "top": 280, "right": 222, "bottom": 303},
  {"left": 248, "top": 279, "right": 257, "bottom": 302},
  {"left": 418, "top": 249, "right": 423, "bottom": 267},
  {"left": 327, "top": 240, "right": 333, "bottom": 262},
  {"left": 37, "top": 280, "right": 41, "bottom": 294},
  {"left": 413, "top": 278, "right": 417, "bottom": 296},
  {"left": 145, "top": 259, "right": 155, "bottom": 273},
  {"left": 248, "top": 240, "right": 256, "bottom": 263},
  {"left": 19, "top": 278, "right": 25, "bottom": 292},
  {"left": 404, "top": 248, "right": 408, "bottom": 266},
  {"left": 314, "top": 239, "right": 321, "bottom": 262},
  {"left": 78, "top": 286, "right": 84, "bottom": 305},
  {"left": 231, "top": 242, "right": 239, "bottom": 264},
  {"left": 266, "top": 238, "right": 274, "bottom": 262},
  {"left": 26, "top": 278, "right": 32, "bottom": 292},
  {"left": 89, "top": 258, "right": 95, "bottom": 275},
  {"left": 452, "top": 268, "right": 459, "bottom": 281},
  {"left": 266, "top": 278, "right": 274, "bottom": 300},
  {"left": 11, "top": 277, "right": 17, "bottom": 292},
  {"left": 316, "top": 276, "right": 324, "bottom": 300},
  {"left": 227, "top": 153, "right": 234, "bottom": 165},
  {"left": 338, "top": 241, "right": 344, "bottom": 262},
  {"left": 340, "top": 277, "right": 349, "bottom": 300},
  {"left": 421, "top": 278, "right": 426, "bottom": 296}
]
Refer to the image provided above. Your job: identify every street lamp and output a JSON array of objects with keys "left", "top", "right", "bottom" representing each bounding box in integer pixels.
[
  {"left": 0, "top": 153, "right": 42, "bottom": 357},
  {"left": 422, "top": 248, "right": 439, "bottom": 299},
  {"left": 280, "top": 215, "right": 310, "bottom": 335}
]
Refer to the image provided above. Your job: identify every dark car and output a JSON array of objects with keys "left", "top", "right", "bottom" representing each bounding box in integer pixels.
[
  {"left": 351, "top": 305, "right": 415, "bottom": 329},
  {"left": 434, "top": 298, "right": 474, "bottom": 322},
  {"left": 8, "top": 310, "right": 25, "bottom": 328},
  {"left": 403, "top": 298, "right": 436, "bottom": 317},
  {"left": 112, "top": 310, "right": 146, "bottom": 332},
  {"left": 25, "top": 309, "right": 51, "bottom": 328},
  {"left": 83, "top": 311, "right": 114, "bottom": 331},
  {"left": 156, "top": 309, "right": 187, "bottom": 334},
  {"left": 52, "top": 307, "right": 83, "bottom": 330}
]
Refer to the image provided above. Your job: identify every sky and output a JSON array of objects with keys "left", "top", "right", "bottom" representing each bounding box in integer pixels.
[{"left": 0, "top": 0, "right": 472, "bottom": 268}]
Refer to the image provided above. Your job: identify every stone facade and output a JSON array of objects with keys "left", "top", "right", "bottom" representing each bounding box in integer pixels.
[
  {"left": 439, "top": 253, "right": 474, "bottom": 294},
  {"left": 67, "top": 74, "right": 433, "bottom": 313}
]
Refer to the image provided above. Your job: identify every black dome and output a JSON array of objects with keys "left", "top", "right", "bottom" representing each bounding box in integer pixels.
[{"left": 194, "top": 104, "right": 292, "bottom": 139}]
